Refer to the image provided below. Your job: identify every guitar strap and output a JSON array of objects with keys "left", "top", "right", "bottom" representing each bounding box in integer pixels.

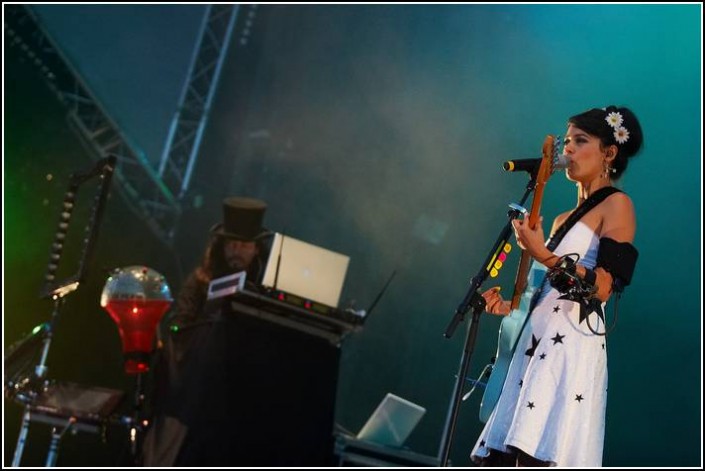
[
  {"left": 546, "top": 186, "right": 623, "bottom": 252},
  {"left": 480, "top": 188, "right": 624, "bottom": 422},
  {"left": 527, "top": 186, "right": 623, "bottom": 312}
]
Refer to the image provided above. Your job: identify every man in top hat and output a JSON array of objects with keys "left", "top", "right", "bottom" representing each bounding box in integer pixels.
[
  {"left": 142, "top": 196, "right": 272, "bottom": 466},
  {"left": 143, "top": 196, "right": 337, "bottom": 466},
  {"left": 210, "top": 196, "right": 272, "bottom": 277},
  {"left": 171, "top": 196, "right": 272, "bottom": 325}
]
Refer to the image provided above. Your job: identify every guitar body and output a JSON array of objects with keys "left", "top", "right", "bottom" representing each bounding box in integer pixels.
[
  {"left": 478, "top": 135, "right": 559, "bottom": 424},
  {"left": 479, "top": 279, "right": 540, "bottom": 423}
]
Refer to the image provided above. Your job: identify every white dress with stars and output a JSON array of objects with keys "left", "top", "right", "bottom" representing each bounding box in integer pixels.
[{"left": 471, "top": 221, "right": 608, "bottom": 467}]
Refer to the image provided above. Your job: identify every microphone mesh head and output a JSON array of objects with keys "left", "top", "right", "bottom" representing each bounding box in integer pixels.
[{"left": 554, "top": 154, "right": 570, "bottom": 170}]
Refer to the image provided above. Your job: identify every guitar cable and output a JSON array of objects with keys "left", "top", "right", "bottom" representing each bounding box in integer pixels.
[
  {"left": 546, "top": 253, "right": 619, "bottom": 336},
  {"left": 462, "top": 363, "right": 493, "bottom": 402}
]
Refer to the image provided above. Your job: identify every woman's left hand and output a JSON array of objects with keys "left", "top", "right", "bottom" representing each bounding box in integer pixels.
[{"left": 512, "top": 216, "right": 549, "bottom": 259}]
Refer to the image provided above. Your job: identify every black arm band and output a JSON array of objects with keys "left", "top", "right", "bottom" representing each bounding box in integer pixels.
[
  {"left": 583, "top": 268, "right": 597, "bottom": 288},
  {"left": 596, "top": 237, "right": 639, "bottom": 290}
]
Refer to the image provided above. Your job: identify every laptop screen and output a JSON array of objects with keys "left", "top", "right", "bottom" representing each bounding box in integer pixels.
[
  {"left": 356, "top": 393, "right": 426, "bottom": 448},
  {"left": 261, "top": 233, "right": 350, "bottom": 308}
]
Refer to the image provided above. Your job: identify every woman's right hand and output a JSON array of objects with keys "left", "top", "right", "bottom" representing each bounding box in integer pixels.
[{"left": 482, "top": 286, "right": 511, "bottom": 316}]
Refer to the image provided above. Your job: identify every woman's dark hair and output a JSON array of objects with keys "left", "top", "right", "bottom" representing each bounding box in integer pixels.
[{"left": 568, "top": 105, "right": 643, "bottom": 179}]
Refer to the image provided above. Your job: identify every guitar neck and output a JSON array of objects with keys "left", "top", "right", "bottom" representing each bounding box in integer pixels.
[
  {"left": 510, "top": 252, "right": 533, "bottom": 309},
  {"left": 509, "top": 164, "right": 549, "bottom": 310}
]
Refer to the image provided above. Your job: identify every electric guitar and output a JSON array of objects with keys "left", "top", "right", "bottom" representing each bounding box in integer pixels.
[{"left": 479, "top": 135, "right": 561, "bottom": 423}]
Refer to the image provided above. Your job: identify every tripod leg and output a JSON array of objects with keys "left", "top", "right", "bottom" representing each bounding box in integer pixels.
[
  {"left": 44, "top": 417, "right": 75, "bottom": 467},
  {"left": 45, "top": 428, "right": 62, "bottom": 467},
  {"left": 12, "top": 409, "right": 31, "bottom": 467}
]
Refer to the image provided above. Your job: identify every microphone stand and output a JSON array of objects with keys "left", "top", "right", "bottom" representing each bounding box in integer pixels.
[{"left": 438, "top": 174, "right": 538, "bottom": 467}]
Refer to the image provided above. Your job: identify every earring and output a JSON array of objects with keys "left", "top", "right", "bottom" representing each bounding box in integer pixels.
[{"left": 602, "top": 161, "right": 613, "bottom": 179}]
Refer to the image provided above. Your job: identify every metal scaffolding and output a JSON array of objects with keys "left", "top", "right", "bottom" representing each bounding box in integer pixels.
[
  {"left": 5, "top": 4, "right": 250, "bottom": 244},
  {"left": 157, "top": 5, "right": 242, "bottom": 200},
  {"left": 5, "top": 5, "right": 180, "bottom": 244}
]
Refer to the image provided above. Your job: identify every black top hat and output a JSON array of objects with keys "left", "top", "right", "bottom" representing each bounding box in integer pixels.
[{"left": 211, "top": 197, "right": 271, "bottom": 241}]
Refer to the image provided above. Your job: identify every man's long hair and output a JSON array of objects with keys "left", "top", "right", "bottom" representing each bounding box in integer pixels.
[{"left": 193, "top": 235, "right": 266, "bottom": 286}]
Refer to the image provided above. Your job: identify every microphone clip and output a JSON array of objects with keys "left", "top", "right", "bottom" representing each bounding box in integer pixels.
[{"left": 507, "top": 202, "right": 528, "bottom": 219}]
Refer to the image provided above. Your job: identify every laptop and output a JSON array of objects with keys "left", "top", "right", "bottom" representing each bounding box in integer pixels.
[
  {"left": 356, "top": 393, "right": 427, "bottom": 448},
  {"left": 261, "top": 233, "right": 350, "bottom": 309}
]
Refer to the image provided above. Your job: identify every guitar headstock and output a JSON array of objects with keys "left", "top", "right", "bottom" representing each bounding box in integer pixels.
[
  {"left": 526, "top": 135, "right": 561, "bottom": 228},
  {"left": 536, "top": 135, "right": 563, "bottom": 186}
]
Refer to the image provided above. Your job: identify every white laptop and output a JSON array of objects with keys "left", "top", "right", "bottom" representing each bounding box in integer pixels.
[
  {"left": 356, "top": 393, "right": 427, "bottom": 448},
  {"left": 261, "top": 233, "right": 350, "bottom": 308}
]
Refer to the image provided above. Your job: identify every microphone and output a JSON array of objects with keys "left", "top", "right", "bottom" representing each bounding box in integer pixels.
[{"left": 503, "top": 155, "right": 569, "bottom": 173}]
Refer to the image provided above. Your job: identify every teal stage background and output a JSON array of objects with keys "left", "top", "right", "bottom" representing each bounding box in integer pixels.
[{"left": 4, "top": 4, "right": 701, "bottom": 467}]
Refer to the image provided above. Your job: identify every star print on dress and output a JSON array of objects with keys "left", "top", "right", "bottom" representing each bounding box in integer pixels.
[
  {"left": 551, "top": 332, "right": 565, "bottom": 345},
  {"left": 558, "top": 292, "right": 605, "bottom": 324},
  {"left": 469, "top": 219, "right": 612, "bottom": 466},
  {"left": 525, "top": 334, "right": 541, "bottom": 357},
  {"left": 582, "top": 297, "right": 605, "bottom": 324},
  {"left": 480, "top": 440, "right": 486, "bottom": 447}
]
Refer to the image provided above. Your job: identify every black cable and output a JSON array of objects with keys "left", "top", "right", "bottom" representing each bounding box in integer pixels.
[
  {"left": 585, "top": 288, "right": 620, "bottom": 337},
  {"left": 547, "top": 253, "right": 619, "bottom": 336}
]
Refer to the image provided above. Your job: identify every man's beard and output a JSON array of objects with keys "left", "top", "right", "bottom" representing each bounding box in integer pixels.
[{"left": 226, "top": 257, "right": 246, "bottom": 272}]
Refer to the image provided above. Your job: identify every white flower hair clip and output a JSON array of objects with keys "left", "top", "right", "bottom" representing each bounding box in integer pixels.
[{"left": 605, "top": 111, "right": 629, "bottom": 144}]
